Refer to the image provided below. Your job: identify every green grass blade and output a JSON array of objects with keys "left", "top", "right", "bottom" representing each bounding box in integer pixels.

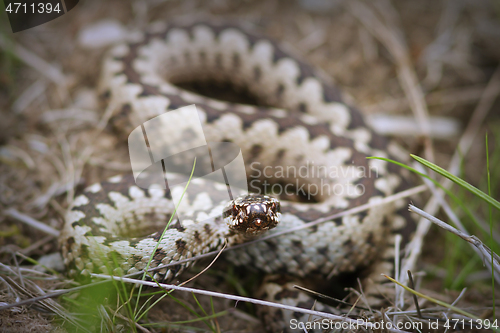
[
  {"left": 411, "top": 154, "right": 500, "bottom": 211},
  {"left": 368, "top": 156, "right": 497, "bottom": 240},
  {"left": 135, "top": 293, "right": 168, "bottom": 323},
  {"left": 134, "top": 157, "right": 197, "bottom": 318},
  {"left": 384, "top": 275, "right": 478, "bottom": 318},
  {"left": 142, "top": 309, "right": 229, "bottom": 327},
  {"left": 486, "top": 134, "right": 496, "bottom": 318},
  {"left": 369, "top": 154, "right": 500, "bottom": 290}
]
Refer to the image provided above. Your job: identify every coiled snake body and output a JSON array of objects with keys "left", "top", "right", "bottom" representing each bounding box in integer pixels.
[{"left": 61, "top": 20, "right": 410, "bottom": 329}]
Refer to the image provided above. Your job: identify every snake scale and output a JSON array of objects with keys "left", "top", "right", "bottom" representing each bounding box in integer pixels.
[{"left": 61, "top": 20, "right": 412, "bottom": 330}]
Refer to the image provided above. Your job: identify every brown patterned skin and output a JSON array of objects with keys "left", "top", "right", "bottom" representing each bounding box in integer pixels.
[{"left": 61, "top": 20, "right": 413, "bottom": 332}]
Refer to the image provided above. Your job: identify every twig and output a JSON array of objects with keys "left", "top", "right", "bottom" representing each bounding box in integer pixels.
[
  {"left": 394, "top": 234, "right": 402, "bottom": 306},
  {"left": 362, "top": 85, "right": 489, "bottom": 114},
  {"left": 0, "top": 35, "right": 66, "bottom": 84},
  {"left": 109, "top": 306, "right": 152, "bottom": 333},
  {"left": 4, "top": 208, "right": 60, "bottom": 237},
  {"left": 177, "top": 242, "right": 227, "bottom": 287},
  {"left": 0, "top": 280, "right": 109, "bottom": 311},
  {"left": 399, "top": 65, "right": 500, "bottom": 305},
  {"left": 1, "top": 275, "right": 90, "bottom": 332},
  {"left": 420, "top": 0, "right": 464, "bottom": 88},
  {"left": 12, "top": 79, "right": 47, "bottom": 114},
  {"left": 91, "top": 273, "right": 413, "bottom": 333},
  {"left": 28, "top": 180, "right": 79, "bottom": 209},
  {"left": 384, "top": 274, "right": 481, "bottom": 320},
  {"left": 293, "top": 285, "right": 369, "bottom": 311},
  {"left": 347, "top": 0, "right": 434, "bottom": 161},
  {"left": 413, "top": 163, "right": 500, "bottom": 273},
  {"left": 449, "top": 66, "right": 500, "bottom": 177},
  {"left": 408, "top": 204, "right": 500, "bottom": 281},
  {"left": 447, "top": 288, "right": 467, "bottom": 318},
  {"left": 387, "top": 305, "right": 495, "bottom": 315},
  {"left": 407, "top": 270, "right": 422, "bottom": 318},
  {"left": 297, "top": 29, "right": 326, "bottom": 53}
]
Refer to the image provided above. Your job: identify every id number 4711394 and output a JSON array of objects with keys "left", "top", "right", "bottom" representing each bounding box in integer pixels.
[
  {"left": 5, "top": 2, "right": 62, "bottom": 14},
  {"left": 444, "top": 319, "right": 498, "bottom": 330}
]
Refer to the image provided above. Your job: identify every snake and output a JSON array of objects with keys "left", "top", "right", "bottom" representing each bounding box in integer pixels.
[{"left": 60, "top": 19, "right": 412, "bottom": 330}]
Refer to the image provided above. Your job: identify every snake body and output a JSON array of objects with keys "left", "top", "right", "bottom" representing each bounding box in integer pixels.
[{"left": 61, "top": 20, "right": 410, "bottom": 327}]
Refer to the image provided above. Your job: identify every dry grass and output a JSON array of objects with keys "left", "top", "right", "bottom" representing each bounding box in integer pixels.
[{"left": 1, "top": 0, "right": 499, "bottom": 331}]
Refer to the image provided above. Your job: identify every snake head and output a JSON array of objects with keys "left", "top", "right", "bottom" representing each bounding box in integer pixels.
[{"left": 223, "top": 194, "right": 281, "bottom": 236}]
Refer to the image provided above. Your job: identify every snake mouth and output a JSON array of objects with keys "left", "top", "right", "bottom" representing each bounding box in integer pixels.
[{"left": 223, "top": 194, "right": 281, "bottom": 236}]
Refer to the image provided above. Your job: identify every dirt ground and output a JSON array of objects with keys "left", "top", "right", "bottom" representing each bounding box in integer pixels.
[{"left": 0, "top": 0, "right": 499, "bottom": 332}]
